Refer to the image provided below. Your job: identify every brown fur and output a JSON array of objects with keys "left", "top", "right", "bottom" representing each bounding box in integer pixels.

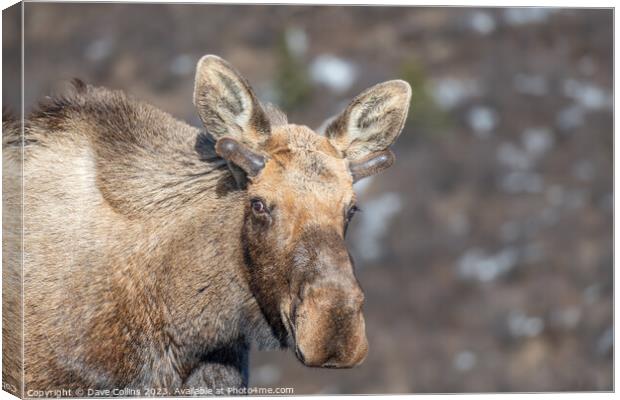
[
  {"left": 2, "top": 56, "right": 410, "bottom": 394},
  {"left": 3, "top": 109, "right": 24, "bottom": 398}
]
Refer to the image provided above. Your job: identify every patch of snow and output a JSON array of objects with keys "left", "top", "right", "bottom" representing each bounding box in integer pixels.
[
  {"left": 430, "top": 78, "right": 480, "bottom": 110},
  {"left": 521, "top": 127, "right": 554, "bottom": 158},
  {"left": 499, "top": 171, "right": 544, "bottom": 194},
  {"left": 556, "top": 105, "right": 585, "bottom": 130},
  {"left": 507, "top": 311, "right": 544, "bottom": 338},
  {"left": 85, "top": 38, "right": 113, "bottom": 62},
  {"left": 310, "top": 55, "right": 357, "bottom": 94},
  {"left": 457, "top": 247, "right": 518, "bottom": 282},
  {"left": 497, "top": 142, "right": 531, "bottom": 170},
  {"left": 513, "top": 73, "right": 548, "bottom": 96},
  {"left": 285, "top": 27, "right": 308, "bottom": 58},
  {"left": 596, "top": 327, "right": 613, "bottom": 356},
  {"left": 564, "top": 79, "right": 612, "bottom": 110},
  {"left": 503, "top": 8, "right": 554, "bottom": 26},
  {"left": 170, "top": 54, "right": 194, "bottom": 76},
  {"left": 497, "top": 128, "right": 553, "bottom": 173},
  {"left": 453, "top": 350, "right": 477, "bottom": 372},
  {"left": 467, "top": 106, "right": 498, "bottom": 138},
  {"left": 469, "top": 12, "right": 496, "bottom": 35},
  {"left": 356, "top": 192, "right": 402, "bottom": 261}
]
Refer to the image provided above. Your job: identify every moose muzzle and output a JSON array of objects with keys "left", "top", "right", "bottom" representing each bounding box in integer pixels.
[{"left": 291, "top": 271, "right": 368, "bottom": 368}]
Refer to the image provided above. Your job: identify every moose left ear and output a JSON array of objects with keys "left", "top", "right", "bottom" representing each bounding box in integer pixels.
[
  {"left": 193, "top": 55, "right": 271, "bottom": 146},
  {"left": 324, "top": 80, "right": 411, "bottom": 160}
]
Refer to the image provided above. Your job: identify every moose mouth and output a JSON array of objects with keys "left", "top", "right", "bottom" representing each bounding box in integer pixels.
[
  {"left": 281, "top": 303, "right": 300, "bottom": 350},
  {"left": 280, "top": 300, "right": 314, "bottom": 366}
]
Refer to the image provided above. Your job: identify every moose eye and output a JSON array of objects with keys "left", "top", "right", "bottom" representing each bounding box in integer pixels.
[
  {"left": 250, "top": 198, "right": 267, "bottom": 215},
  {"left": 346, "top": 205, "right": 360, "bottom": 222},
  {"left": 344, "top": 204, "right": 360, "bottom": 236}
]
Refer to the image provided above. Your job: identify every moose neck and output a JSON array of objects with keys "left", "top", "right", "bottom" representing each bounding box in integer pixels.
[{"left": 112, "top": 129, "right": 283, "bottom": 375}]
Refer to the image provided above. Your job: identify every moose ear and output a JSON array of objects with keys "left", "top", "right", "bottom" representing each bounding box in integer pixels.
[
  {"left": 324, "top": 80, "right": 411, "bottom": 160},
  {"left": 193, "top": 55, "right": 270, "bottom": 145}
]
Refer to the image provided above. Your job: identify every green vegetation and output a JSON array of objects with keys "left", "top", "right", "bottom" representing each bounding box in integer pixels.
[
  {"left": 399, "top": 57, "right": 452, "bottom": 137},
  {"left": 273, "top": 31, "right": 312, "bottom": 112}
]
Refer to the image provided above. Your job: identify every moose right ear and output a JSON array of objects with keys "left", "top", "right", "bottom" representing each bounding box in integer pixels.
[
  {"left": 193, "top": 55, "right": 271, "bottom": 145},
  {"left": 324, "top": 80, "right": 411, "bottom": 160}
]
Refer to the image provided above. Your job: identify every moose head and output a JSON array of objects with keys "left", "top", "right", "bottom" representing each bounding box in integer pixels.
[{"left": 193, "top": 55, "right": 411, "bottom": 368}]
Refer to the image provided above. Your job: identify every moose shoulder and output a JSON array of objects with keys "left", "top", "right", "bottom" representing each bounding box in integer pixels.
[{"left": 3, "top": 55, "right": 411, "bottom": 392}]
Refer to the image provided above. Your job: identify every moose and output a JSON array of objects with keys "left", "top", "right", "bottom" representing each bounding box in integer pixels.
[{"left": 3, "top": 55, "right": 411, "bottom": 394}]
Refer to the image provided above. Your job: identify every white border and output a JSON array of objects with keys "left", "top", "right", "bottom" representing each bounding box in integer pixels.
[{"left": 0, "top": 1, "right": 615, "bottom": 400}]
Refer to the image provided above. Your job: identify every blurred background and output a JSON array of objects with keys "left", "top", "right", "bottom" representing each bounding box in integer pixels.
[{"left": 3, "top": 4, "right": 613, "bottom": 393}]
